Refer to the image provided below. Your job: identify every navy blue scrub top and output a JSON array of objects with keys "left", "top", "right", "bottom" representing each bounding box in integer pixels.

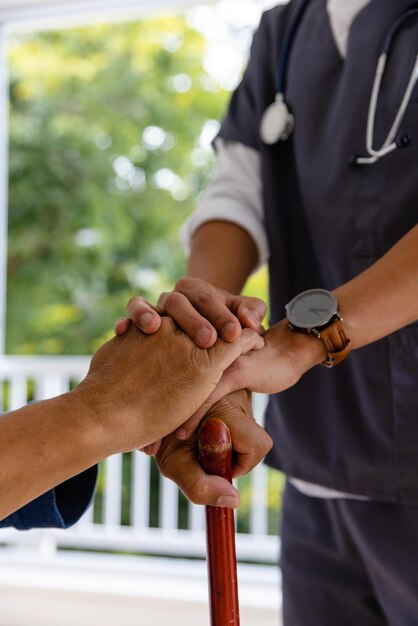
[
  {"left": 0, "top": 465, "right": 97, "bottom": 530},
  {"left": 217, "top": 0, "right": 418, "bottom": 503}
]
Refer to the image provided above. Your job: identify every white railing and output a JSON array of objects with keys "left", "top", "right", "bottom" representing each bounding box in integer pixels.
[{"left": 0, "top": 355, "right": 280, "bottom": 564}]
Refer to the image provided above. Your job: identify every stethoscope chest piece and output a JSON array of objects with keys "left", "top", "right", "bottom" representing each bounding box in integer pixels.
[{"left": 260, "top": 93, "right": 294, "bottom": 144}]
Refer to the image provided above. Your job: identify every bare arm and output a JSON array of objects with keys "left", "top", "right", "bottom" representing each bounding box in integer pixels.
[
  {"left": 0, "top": 393, "right": 105, "bottom": 521},
  {"left": 335, "top": 224, "right": 418, "bottom": 350},
  {"left": 188, "top": 220, "right": 259, "bottom": 292}
]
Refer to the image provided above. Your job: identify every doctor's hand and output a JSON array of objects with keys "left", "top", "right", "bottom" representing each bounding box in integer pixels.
[
  {"left": 74, "top": 319, "right": 264, "bottom": 454},
  {"left": 173, "top": 319, "right": 326, "bottom": 441},
  {"left": 118, "top": 277, "right": 267, "bottom": 348},
  {"left": 155, "top": 390, "right": 273, "bottom": 508}
]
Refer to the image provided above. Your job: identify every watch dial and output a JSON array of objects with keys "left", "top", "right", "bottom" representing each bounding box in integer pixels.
[{"left": 286, "top": 289, "right": 337, "bottom": 329}]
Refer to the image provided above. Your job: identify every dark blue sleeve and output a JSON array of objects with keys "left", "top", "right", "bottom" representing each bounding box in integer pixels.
[{"left": 0, "top": 465, "right": 97, "bottom": 530}]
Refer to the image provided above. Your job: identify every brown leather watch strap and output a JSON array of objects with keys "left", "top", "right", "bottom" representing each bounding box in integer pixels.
[{"left": 319, "top": 318, "right": 351, "bottom": 368}]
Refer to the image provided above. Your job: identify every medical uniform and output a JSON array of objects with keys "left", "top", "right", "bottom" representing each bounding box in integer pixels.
[
  {"left": 0, "top": 466, "right": 96, "bottom": 530},
  {"left": 183, "top": 0, "right": 418, "bottom": 622}
]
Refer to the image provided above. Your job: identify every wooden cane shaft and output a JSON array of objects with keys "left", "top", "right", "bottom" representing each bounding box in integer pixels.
[{"left": 198, "top": 418, "right": 240, "bottom": 626}]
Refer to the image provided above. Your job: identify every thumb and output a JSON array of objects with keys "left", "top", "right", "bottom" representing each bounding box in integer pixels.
[
  {"left": 236, "top": 297, "right": 267, "bottom": 330},
  {"left": 211, "top": 327, "right": 264, "bottom": 372},
  {"left": 156, "top": 436, "right": 239, "bottom": 508}
]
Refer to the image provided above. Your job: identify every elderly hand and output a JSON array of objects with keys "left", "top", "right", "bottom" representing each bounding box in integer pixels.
[
  {"left": 73, "top": 319, "right": 264, "bottom": 454},
  {"left": 155, "top": 390, "right": 272, "bottom": 508}
]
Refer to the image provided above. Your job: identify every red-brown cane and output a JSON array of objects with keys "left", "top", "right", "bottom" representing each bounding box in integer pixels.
[{"left": 198, "top": 417, "right": 240, "bottom": 626}]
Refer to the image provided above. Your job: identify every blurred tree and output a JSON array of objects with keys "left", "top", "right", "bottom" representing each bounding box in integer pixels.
[{"left": 7, "top": 15, "right": 235, "bottom": 354}]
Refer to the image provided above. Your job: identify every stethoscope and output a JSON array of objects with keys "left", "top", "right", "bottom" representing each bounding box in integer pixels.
[{"left": 259, "top": 0, "right": 418, "bottom": 166}]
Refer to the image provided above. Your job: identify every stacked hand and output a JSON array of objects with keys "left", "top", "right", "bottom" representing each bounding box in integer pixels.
[
  {"left": 75, "top": 316, "right": 264, "bottom": 455},
  {"left": 115, "top": 277, "right": 267, "bottom": 346},
  {"left": 115, "top": 277, "right": 314, "bottom": 506}
]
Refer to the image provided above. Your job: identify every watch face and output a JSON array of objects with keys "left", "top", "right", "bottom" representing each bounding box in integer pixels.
[{"left": 286, "top": 289, "right": 338, "bottom": 329}]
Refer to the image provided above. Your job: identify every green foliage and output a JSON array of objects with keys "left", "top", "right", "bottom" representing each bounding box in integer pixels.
[{"left": 7, "top": 15, "right": 231, "bottom": 354}]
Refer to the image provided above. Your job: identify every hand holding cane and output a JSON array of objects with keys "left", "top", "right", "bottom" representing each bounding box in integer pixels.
[{"left": 198, "top": 417, "right": 240, "bottom": 626}]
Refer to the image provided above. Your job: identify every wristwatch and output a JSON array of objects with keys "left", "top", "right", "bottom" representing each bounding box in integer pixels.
[{"left": 285, "top": 288, "right": 351, "bottom": 368}]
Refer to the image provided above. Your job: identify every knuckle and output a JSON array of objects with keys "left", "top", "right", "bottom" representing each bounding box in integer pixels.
[
  {"left": 127, "top": 295, "right": 143, "bottom": 310},
  {"left": 195, "top": 290, "right": 214, "bottom": 308},
  {"left": 163, "top": 291, "right": 182, "bottom": 309},
  {"left": 176, "top": 276, "right": 196, "bottom": 292}
]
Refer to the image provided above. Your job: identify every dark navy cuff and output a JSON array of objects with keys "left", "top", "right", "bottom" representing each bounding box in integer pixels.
[{"left": 0, "top": 465, "right": 97, "bottom": 530}]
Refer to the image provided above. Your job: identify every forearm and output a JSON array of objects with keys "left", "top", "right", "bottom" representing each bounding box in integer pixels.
[
  {"left": 334, "top": 225, "right": 418, "bottom": 349},
  {"left": 0, "top": 392, "right": 107, "bottom": 519},
  {"left": 270, "top": 225, "right": 418, "bottom": 381},
  {"left": 211, "top": 225, "right": 418, "bottom": 399},
  {"left": 188, "top": 221, "right": 259, "bottom": 293}
]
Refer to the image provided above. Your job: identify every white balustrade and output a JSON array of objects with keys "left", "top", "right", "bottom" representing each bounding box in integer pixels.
[
  {"left": 103, "top": 454, "right": 123, "bottom": 527},
  {"left": 188, "top": 502, "right": 205, "bottom": 532},
  {"left": 132, "top": 450, "right": 151, "bottom": 528},
  {"left": 159, "top": 475, "right": 179, "bottom": 530},
  {"left": 9, "top": 374, "right": 27, "bottom": 410}
]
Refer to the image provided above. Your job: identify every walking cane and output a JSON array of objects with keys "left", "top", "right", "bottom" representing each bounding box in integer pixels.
[{"left": 198, "top": 417, "right": 240, "bottom": 626}]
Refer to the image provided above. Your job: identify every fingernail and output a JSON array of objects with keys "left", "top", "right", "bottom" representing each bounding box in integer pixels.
[
  {"left": 222, "top": 322, "right": 238, "bottom": 339},
  {"left": 140, "top": 312, "right": 154, "bottom": 329},
  {"left": 246, "top": 308, "right": 261, "bottom": 326},
  {"left": 252, "top": 311, "right": 262, "bottom": 324},
  {"left": 215, "top": 495, "right": 239, "bottom": 508},
  {"left": 196, "top": 326, "right": 213, "bottom": 346},
  {"left": 114, "top": 318, "right": 127, "bottom": 334}
]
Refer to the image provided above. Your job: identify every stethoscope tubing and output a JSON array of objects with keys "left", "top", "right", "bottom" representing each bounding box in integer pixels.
[
  {"left": 265, "top": 0, "right": 418, "bottom": 166},
  {"left": 357, "top": 52, "right": 418, "bottom": 164},
  {"left": 275, "top": 0, "right": 312, "bottom": 95},
  {"left": 380, "top": 4, "right": 418, "bottom": 54},
  {"left": 357, "top": 4, "right": 418, "bottom": 164}
]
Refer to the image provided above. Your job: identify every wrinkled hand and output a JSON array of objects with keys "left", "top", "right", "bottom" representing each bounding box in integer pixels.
[
  {"left": 119, "top": 277, "right": 267, "bottom": 348},
  {"left": 73, "top": 319, "right": 264, "bottom": 454},
  {"left": 156, "top": 390, "right": 273, "bottom": 508}
]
